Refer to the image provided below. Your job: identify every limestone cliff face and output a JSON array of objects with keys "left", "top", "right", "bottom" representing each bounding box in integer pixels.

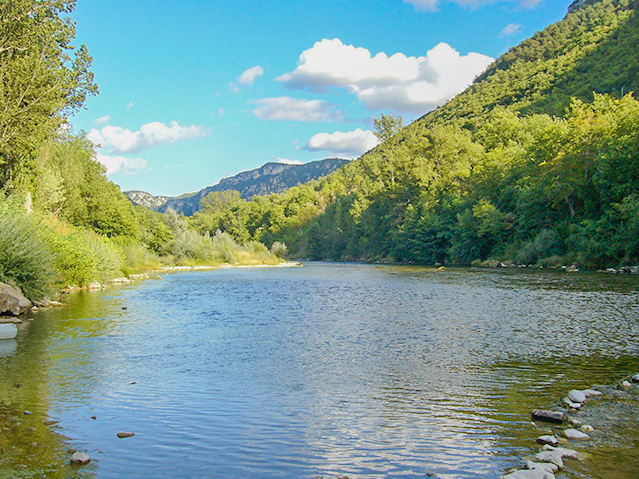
[{"left": 125, "top": 158, "right": 350, "bottom": 216}]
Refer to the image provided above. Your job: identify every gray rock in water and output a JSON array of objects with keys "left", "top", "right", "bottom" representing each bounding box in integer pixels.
[
  {"left": 563, "top": 397, "right": 582, "bottom": 409},
  {"left": 70, "top": 452, "right": 91, "bottom": 465},
  {"left": 568, "top": 389, "right": 586, "bottom": 403},
  {"left": 582, "top": 388, "right": 603, "bottom": 397},
  {"left": 117, "top": 431, "right": 135, "bottom": 438},
  {"left": 563, "top": 428, "right": 590, "bottom": 440},
  {"left": 501, "top": 467, "right": 555, "bottom": 479},
  {"left": 0, "top": 283, "right": 31, "bottom": 316},
  {"left": 535, "top": 450, "right": 564, "bottom": 468},
  {"left": 543, "top": 445, "right": 579, "bottom": 459},
  {"left": 0, "top": 323, "right": 18, "bottom": 340},
  {"left": 527, "top": 461, "right": 559, "bottom": 473},
  {"left": 536, "top": 435, "right": 559, "bottom": 446},
  {"left": 632, "top": 374, "right": 639, "bottom": 383}
]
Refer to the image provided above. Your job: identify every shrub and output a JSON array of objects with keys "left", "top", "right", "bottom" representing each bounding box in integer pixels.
[{"left": 270, "top": 241, "right": 288, "bottom": 258}]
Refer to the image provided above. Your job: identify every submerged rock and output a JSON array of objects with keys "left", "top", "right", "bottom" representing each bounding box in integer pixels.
[
  {"left": 562, "top": 428, "right": 590, "bottom": 440},
  {"left": 542, "top": 445, "right": 579, "bottom": 459},
  {"left": 70, "top": 452, "right": 91, "bottom": 465},
  {"left": 536, "top": 435, "right": 559, "bottom": 446},
  {"left": 0, "top": 323, "right": 18, "bottom": 340},
  {"left": 117, "top": 431, "right": 135, "bottom": 438},
  {"left": 0, "top": 283, "right": 31, "bottom": 316},
  {"left": 563, "top": 397, "right": 582, "bottom": 409},
  {"left": 581, "top": 425, "right": 594, "bottom": 432},
  {"left": 535, "top": 450, "right": 564, "bottom": 468},
  {"left": 568, "top": 390, "right": 586, "bottom": 404},
  {"left": 531, "top": 410, "right": 567, "bottom": 424},
  {"left": 632, "top": 374, "right": 639, "bottom": 382},
  {"left": 501, "top": 467, "right": 555, "bottom": 479},
  {"left": 582, "top": 389, "right": 603, "bottom": 397},
  {"left": 527, "top": 461, "right": 559, "bottom": 474}
]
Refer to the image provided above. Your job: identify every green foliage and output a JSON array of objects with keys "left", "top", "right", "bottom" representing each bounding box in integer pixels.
[
  {"left": 270, "top": 241, "right": 288, "bottom": 258},
  {"left": 0, "top": 195, "right": 54, "bottom": 299}
]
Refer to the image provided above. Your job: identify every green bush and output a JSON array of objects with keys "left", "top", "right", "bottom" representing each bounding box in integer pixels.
[
  {"left": 270, "top": 241, "right": 288, "bottom": 258},
  {"left": 0, "top": 202, "right": 55, "bottom": 300}
]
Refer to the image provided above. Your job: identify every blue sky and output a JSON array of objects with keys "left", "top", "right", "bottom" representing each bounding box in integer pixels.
[{"left": 70, "top": 0, "right": 574, "bottom": 196}]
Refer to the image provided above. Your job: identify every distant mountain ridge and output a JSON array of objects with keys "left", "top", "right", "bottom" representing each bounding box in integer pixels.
[{"left": 124, "top": 158, "right": 349, "bottom": 216}]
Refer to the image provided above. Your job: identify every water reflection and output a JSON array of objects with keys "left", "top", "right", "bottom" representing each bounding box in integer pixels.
[{"left": 1, "top": 264, "right": 638, "bottom": 478}]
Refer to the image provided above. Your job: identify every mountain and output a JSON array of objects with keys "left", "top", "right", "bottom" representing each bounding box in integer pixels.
[
  {"left": 124, "top": 158, "right": 349, "bottom": 216},
  {"left": 187, "top": 0, "right": 639, "bottom": 269}
]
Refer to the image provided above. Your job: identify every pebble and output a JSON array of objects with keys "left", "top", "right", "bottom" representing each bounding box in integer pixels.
[
  {"left": 563, "top": 398, "right": 582, "bottom": 409},
  {"left": 527, "top": 461, "right": 559, "bottom": 473},
  {"left": 543, "top": 445, "right": 579, "bottom": 459},
  {"left": 23, "top": 410, "right": 33, "bottom": 415},
  {"left": 632, "top": 374, "right": 639, "bottom": 382},
  {"left": 117, "top": 431, "right": 135, "bottom": 438},
  {"left": 501, "top": 468, "right": 555, "bottom": 479},
  {"left": 562, "top": 428, "right": 590, "bottom": 440},
  {"left": 582, "top": 389, "right": 603, "bottom": 397},
  {"left": 90, "top": 416, "right": 97, "bottom": 420},
  {"left": 622, "top": 380, "right": 632, "bottom": 388},
  {"left": 44, "top": 420, "right": 59, "bottom": 426},
  {"left": 536, "top": 435, "right": 559, "bottom": 446},
  {"left": 568, "top": 390, "right": 586, "bottom": 403},
  {"left": 70, "top": 452, "right": 91, "bottom": 465},
  {"left": 581, "top": 425, "right": 594, "bottom": 432},
  {"left": 535, "top": 450, "right": 564, "bottom": 468}
]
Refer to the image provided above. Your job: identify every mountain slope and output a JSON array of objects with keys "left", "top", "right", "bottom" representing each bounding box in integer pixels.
[
  {"left": 190, "top": 0, "right": 639, "bottom": 268},
  {"left": 125, "top": 158, "right": 349, "bottom": 216}
]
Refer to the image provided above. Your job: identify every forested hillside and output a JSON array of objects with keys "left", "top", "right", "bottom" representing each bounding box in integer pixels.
[
  {"left": 189, "top": 0, "right": 639, "bottom": 269},
  {"left": 0, "top": 1, "right": 282, "bottom": 302}
]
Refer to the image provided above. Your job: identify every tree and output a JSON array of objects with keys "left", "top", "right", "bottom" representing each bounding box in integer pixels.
[
  {"left": 0, "top": 0, "right": 97, "bottom": 189},
  {"left": 373, "top": 114, "right": 403, "bottom": 142}
]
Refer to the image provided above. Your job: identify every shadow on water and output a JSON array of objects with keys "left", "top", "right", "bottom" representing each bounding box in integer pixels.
[{"left": 1, "top": 265, "right": 638, "bottom": 479}]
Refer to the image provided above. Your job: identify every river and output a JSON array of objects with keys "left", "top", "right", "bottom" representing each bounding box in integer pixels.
[{"left": 1, "top": 263, "right": 638, "bottom": 478}]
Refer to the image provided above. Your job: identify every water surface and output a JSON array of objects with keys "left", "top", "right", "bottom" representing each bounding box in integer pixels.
[{"left": 1, "top": 263, "right": 639, "bottom": 478}]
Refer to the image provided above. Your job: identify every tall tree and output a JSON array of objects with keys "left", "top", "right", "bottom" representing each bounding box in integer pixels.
[{"left": 0, "top": 0, "right": 97, "bottom": 190}]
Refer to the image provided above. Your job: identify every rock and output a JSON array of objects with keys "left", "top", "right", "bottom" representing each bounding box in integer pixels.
[
  {"left": 0, "top": 323, "right": 18, "bottom": 340},
  {"left": 527, "top": 461, "right": 559, "bottom": 473},
  {"left": 67, "top": 448, "right": 77, "bottom": 454},
  {"left": 44, "top": 420, "right": 59, "bottom": 426},
  {"left": 0, "top": 283, "right": 32, "bottom": 316},
  {"left": 581, "top": 425, "right": 594, "bottom": 432},
  {"left": 532, "top": 410, "right": 568, "bottom": 424},
  {"left": 543, "top": 445, "right": 579, "bottom": 459},
  {"left": 622, "top": 380, "right": 632, "bottom": 388},
  {"left": 117, "top": 431, "right": 135, "bottom": 438},
  {"left": 0, "top": 317, "right": 21, "bottom": 324},
  {"left": 536, "top": 435, "right": 559, "bottom": 446},
  {"left": 501, "top": 468, "right": 555, "bottom": 479},
  {"left": 90, "top": 416, "right": 97, "bottom": 420},
  {"left": 23, "top": 410, "right": 32, "bottom": 416},
  {"left": 563, "top": 397, "right": 582, "bottom": 409},
  {"left": 70, "top": 452, "right": 91, "bottom": 465},
  {"left": 568, "top": 389, "right": 586, "bottom": 403},
  {"left": 87, "top": 282, "right": 102, "bottom": 290},
  {"left": 563, "top": 428, "right": 590, "bottom": 439},
  {"left": 582, "top": 388, "right": 603, "bottom": 397},
  {"left": 632, "top": 374, "right": 639, "bottom": 383},
  {"left": 568, "top": 417, "right": 582, "bottom": 427},
  {"left": 535, "top": 450, "right": 564, "bottom": 468}
]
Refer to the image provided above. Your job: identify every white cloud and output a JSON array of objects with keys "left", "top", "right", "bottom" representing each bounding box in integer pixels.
[
  {"left": 253, "top": 96, "right": 343, "bottom": 122},
  {"left": 277, "top": 39, "right": 493, "bottom": 115},
  {"left": 499, "top": 23, "right": 523, "bottom": 37},
  {"left": 404, "top": 0, "right": 543, "bottom": 11},
  {"left": 126, "top": 102, "right": 134, "bottom": 110},
  {"left": 238, "top": 65, "right": 264, "bottom": 86},
  {"left": 276, "top": 157, "right": 303, "bottom": 165},
  {"left": 303, "top": 129, "right": 378, "bottom": 158},
  {"left": 87, "top": 121, "right": 210, "bottom": 154},
  {"left": 94, "top": 115, "right": 111, "bottom": 127},
  {"left": 96, "top": 153, "right": 147, "bottom": 176}
]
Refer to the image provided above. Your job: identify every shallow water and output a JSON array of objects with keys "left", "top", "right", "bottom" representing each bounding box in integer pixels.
[{"left": 1, "top": 263, "right": 639, "bottom": 478}]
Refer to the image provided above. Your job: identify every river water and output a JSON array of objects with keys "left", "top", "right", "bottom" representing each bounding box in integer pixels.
[{"left": 1, "top": 263, "right": 639, "bottom": 479}]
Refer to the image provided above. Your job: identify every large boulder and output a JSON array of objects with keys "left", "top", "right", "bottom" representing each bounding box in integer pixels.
[{"left": 0, "top": 283, "right": 32, "bottom": 316}]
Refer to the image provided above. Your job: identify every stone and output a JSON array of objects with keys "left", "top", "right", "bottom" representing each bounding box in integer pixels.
[
  {"left": 117, "top": 431, "right": 135, "bottom": 438},
  {"left": 622, "top": 380, "right": 632, "bottom": 388},
  {"left": 568, "top": 389, "right": 586, "bottom": 403},
  {"left": 535, "top": 450, "right": 564, "bottom": 468},
  {"left": 0, "top": 323, "right": 18, "bottom": 340},
  {"left": 581, "top": 425, "right": 594, "bottom": 432},
  {"left": 568, "top": 417, "right": 582, "bottom": 427},
  {"left": 563, "top": 428, "right": 590, "bottom": 439},
  {"left": 531, "top": 410, "right": 568, "bottom": 424},
  {"left": 582, "top": 388, "right": 603, "bottom": 397},
  {"left": 0, "top": 317, "right": 21, "bottom": 324},
  {"left": 632, "top": 374, "right": 639, "bottom": 383},
  {"left": 543, "top": 445, "right": 579, "bottom": 459},
  {"left": 0, "top": 283, "right": 31, "bottom": 316},
  {"left": 501, "top": 468, "right": 555, "bottom": 479},
  {"left": 70, "top": 452, "right": 91, "bottom": 465},
  {"left": 23, "top": 410, "right": 32, "bottom": 416},
  {"left": 527, "top": 461, "right": 559, "bottom": 474},
  {"left": 563, "top": 397, "right": 582, "bottom": 409},
  {"left": 536, "top": 435, "right": 559, "bottom": 446}
]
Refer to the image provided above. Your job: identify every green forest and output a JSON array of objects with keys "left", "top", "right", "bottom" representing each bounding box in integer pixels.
[
  {"left": 0, "top": 1, "right": 284, "bottom": 302},
  {"left": 2, "top": 0, "right": 639, "bottom": 302},
  {"left": 188, "top": 0, "right": 639, "bottom": 269}
]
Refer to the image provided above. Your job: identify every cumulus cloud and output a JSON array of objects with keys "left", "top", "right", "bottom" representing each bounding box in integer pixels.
[
  {"left": 253, "top": 96, "right": 343, "bottom": 122},
  {"left": 303, "top": 129, "right": 378, "bottom": 158},
  {"left": 87, "top": 121, "right": 210, "bottom": 154},
  {"left": 499, "top": 23, "right": 523, "bottom": 37},
  {"left": 238, "top": 65, "right": 264, "bottom": 86},
  {"left": 404, "top": 0, "right": 543, "bottom": 11},
  {"left": 277, "top": 39, "right": 493, "bottom": 115},
  {"left": 96, "top": 153, "right": 147, "bottom": 176},
  {"left": 276, "top": 157, "right": 303, "bottom": 165}
]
